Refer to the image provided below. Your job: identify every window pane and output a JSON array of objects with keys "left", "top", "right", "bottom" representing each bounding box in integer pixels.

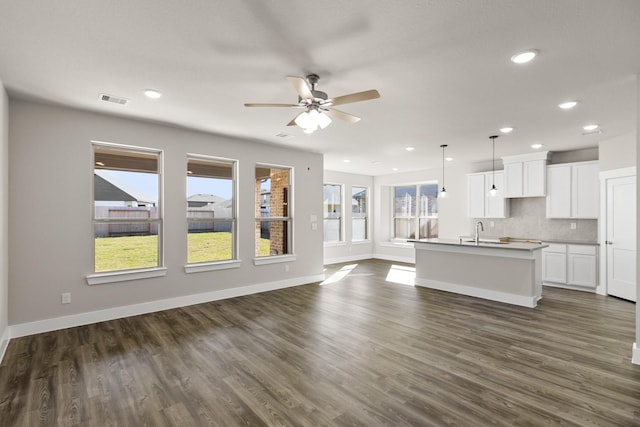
[
  {"left": 394, "top": 186, "right": 416, "bottom": 217},
  {"left": 188, "top": 222, "right": 233, "bottom": 263},
  {"left": 256, "top": 165, "right": 291, "bottom": 257},
  {"left": 94, "top": 223, "right": 158, "bottom": 272},
  {"left": 94, "top": 144, "right": 161, "bottom": 273},
  {"left": 255, "top": 220, "right": 289, "bottom": 256},
  {"left": 187, "top": 157, "right": 235, "bottom": 263},
  {"left": 419, "top": 183, "right": 439, "bottom": 217},
  {"left": 256, "top": 166, "right": 289, "bottom": 218},
  {"left": 324, "top": 218, "right": 341, "bottom": 242},
  {"left": 352, "top": 186, "right": 368, "bottom": 240},
  {"left": 419, "top": 218, "right": 438, "bottom": 239},
  {"left": 394, "top": 218, "right": 416, "bottom": 240}
]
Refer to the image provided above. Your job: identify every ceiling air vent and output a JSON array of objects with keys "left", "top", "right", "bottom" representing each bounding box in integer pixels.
[{"left": 99, "top": 94, "right": 129, "bottom": 105}]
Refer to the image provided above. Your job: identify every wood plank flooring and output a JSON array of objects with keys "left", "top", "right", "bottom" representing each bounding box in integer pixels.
[{"left": 1, "top": 259, "right": 639, "bottom": 426}]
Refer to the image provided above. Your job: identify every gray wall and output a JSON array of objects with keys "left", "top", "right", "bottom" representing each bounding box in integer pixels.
[
  {"left": 599, "top": 132, "right": 636, "bottom": 171},
  {"left": 0, "top": 81, "right": 8, "bottom": 352},
  {"left": 8, "top": 99, "right": 324, "bottom": 325},
  {"left": 637, "top": 76, "right": 639, "bottom": 356}
]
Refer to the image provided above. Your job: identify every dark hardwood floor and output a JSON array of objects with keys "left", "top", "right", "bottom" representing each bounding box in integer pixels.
[{"left": 1, "top": 259, "right": 639, "bottom": 426}]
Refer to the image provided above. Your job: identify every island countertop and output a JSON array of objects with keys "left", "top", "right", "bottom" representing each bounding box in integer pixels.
[{"left": 411, "top": 238, "right": 548, "bottom": 252}]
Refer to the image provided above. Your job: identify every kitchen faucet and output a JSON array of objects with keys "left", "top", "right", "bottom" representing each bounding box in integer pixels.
[{"left": 475, "top": 221, "right": 484, "bottom": 244}]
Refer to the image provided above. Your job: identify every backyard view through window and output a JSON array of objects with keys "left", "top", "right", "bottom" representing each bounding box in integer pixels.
[
  {"left": 256, "top": 165, "right": 291, "bottom": 256},
  {"left": 323, "top": 183, "right": 342, "bottom": 242},
  {"left": 93, "top": 143, "right": 162, "bottom": 272},
  {"left": 352, "top": 186, "right": 368, "bottom": 241},
  {"left": 393, "top": 183, "right": 439, "bottom": 240},
  {"left": 187, "top": 156, "right": 236, "bottom": 263}
]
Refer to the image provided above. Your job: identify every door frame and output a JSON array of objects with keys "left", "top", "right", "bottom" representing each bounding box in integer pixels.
[{"left": 597, "top": 166, "right": 636, "bottom": 296}]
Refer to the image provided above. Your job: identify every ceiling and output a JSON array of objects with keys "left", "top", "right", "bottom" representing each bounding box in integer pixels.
[{"left": 1, "top": 1, "right": 639, "bottom": 175}]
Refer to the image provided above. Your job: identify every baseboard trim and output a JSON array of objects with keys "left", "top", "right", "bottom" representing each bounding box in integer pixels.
[
  {"left": 9, "top": 274, "right": 324, "bottom": 339},
  {"left": 372, "top": 253, "right": 415, "bottom": 264},
  {"left": 324, "top": 254, "right": 374, "bottom": 265},
  {"left": 633, "top": 343, "right": 640, "bottom": 365},
  {"left": 415, "top": 278, "right": 538, "bottom": 308},
  {"left": 0, "top": 326, "right": 9, "bottom": 364}
]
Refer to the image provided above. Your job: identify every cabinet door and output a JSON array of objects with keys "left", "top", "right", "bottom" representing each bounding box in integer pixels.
[
  {"left": 486, "top": 171, "right": 507, "bottom": 218},
  {"left": 546, "top": 165, "right": 572, "bottom": 218},
  {"left": 467, "top": 174, "right": 486, "bottom": 218},
  {"left": 573, "top": 162, "right": 599, "bottom": 218},
  {"left": 504, "top": 162, "right": 523, "bottom": 198},
  {"left": 542, "top": 250, "right": 567, "bottom": 283},
  {"left": 567, "top": 254, "right": 597, "bottom": 287},
  {"left": 524, "top": 159, "right": 546, "bottom": 197}
]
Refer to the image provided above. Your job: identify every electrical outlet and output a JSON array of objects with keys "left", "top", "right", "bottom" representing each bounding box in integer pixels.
[
  {"left": 61, "top": 292, "right": 71, "bottom": 304},
  {"left": 284, "top": 264, "right": 290, "bottom": 272},
  {"left": 570, "top": 222, "right": 577, "bottom": 230},
  {"left": 489, "top": 221, "right": 495, "bottom": 227}
]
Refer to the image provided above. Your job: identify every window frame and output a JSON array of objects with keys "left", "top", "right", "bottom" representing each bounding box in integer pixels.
[
  {"left": 351, "top": 185, "right": 370, "bottom": 242},
  {"left": 254, "top": 163, "right": 295, "bottom": 264},
  {"left": 391, "top": 182, "right": 439, "bottom": 242},
  {"left": 87, "top": 140, "right": 167, "bottom": 285},
  {"left": 323, "top": 182, "right": 344, "bottom": 244},
  {"left": 184, "top": 154, "right": 240, "bottom": 273}
]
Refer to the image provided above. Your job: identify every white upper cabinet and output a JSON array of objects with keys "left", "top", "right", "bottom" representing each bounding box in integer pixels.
[
  {"left": 502, "top": 151, "right": 549, "bottom": 198},
  {"left": 467, "top": 171, "right": 509, "bottom": 218},
  {"left": 546, "top": 161, "right": 599, "bottom": 219}
]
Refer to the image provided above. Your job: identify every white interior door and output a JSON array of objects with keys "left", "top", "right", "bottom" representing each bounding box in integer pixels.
[{"left": 606, "top": 175, "right": 636, "bottom": 301}]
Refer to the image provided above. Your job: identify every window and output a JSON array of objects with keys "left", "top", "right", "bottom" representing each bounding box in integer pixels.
[
  {"left": 352, "top": 186, "right": 368, "bottom": 241},
  {"left": 393, "top": 183, "right": 439, "bottom": 240},
  {"left": 93, "top": 143, "right": 162, "bottom": 273},
  {"left": 255, "top": 165, "right": 292, "bottom": 257},
  {"left": 187, "top": 155, "right": 236, "bottom": 264},
  {"left": 323, "top": 183, "right": 342, "bottom": 242}
]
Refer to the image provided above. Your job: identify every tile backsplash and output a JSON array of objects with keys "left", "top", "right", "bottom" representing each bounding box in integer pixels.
[{"left": 470, "top": 197, "right": 598, "bottom": 242}]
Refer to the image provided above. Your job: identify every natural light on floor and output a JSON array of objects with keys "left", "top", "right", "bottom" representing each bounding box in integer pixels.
[
  {"left": 385, "top": 264, "right": 416, "bottom": 286},
  {"left": 321, "top": 264, "right": 358, "bottom": 285}
]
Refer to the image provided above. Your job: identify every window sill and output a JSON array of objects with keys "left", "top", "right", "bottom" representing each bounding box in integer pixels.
[
  {"left": 184, "top": 260, "right": 242, "bottom": 274},
  {"left": 324, "top": 241, "right": 346, "bottom": 247},
  {"left": 86, "top": 267, "right": 168, "bottom": 285},
  {"left": 351, "top": 240, "right": 371, "bottom": 245},
  {"left": 253, "top": 254, "right": 297, "bottom": 265}
]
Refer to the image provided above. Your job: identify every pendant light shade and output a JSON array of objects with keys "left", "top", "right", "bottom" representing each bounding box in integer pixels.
[
  {"left": 488, "top": 135, "right": 499, "bottom": 197},
  {"left": 440, "top": 144, "right": 448, "bottom": 198}
]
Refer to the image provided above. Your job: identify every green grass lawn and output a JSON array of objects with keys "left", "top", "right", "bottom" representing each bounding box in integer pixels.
[{"left": 95, "top": 232, "right": 271, "bottom": 272}]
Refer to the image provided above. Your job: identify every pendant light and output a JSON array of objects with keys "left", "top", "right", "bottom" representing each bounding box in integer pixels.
[
  {"left": 488, "top": 135, "right": 499, "bottom": 197},
  {"left": 439, "top": 144, "right": 448, "bottom": 198}
]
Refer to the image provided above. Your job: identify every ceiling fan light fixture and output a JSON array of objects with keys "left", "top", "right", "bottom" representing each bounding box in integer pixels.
[{"left": 511, "top": 50, "right": 538, "bottom": 64}]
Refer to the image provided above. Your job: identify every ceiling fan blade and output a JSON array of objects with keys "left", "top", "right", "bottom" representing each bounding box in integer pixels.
[
  {"left": 244, "top": 103, "right": 299, "bottom": 108},
  {"left": 288, "top": 76, "right": 314, "bottom": 101},
  {"left": 325, "top": 89, "right": 380, "bottom": 106},
  {"left": 325, "top": 108, "right": 361, "bottom": 124}
]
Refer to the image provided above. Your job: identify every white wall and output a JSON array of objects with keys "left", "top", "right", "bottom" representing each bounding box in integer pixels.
[
  {"left": 8, "top": 99, "right": 324, "bottom": 330},
  {"left": 0, "top": 81, "right": 9, "bottom": 358},
  {"left": 372, "top": 163, "right": 474, "bottom": 263},
  {"left": 323, "top": 170, "right": 374, "bottom": 264},
  {"left": 636, "top": 75, "right": 640, "bottom": 364},
  {"left": 599, "top": 132, "right": 636, "bottom": 171}
]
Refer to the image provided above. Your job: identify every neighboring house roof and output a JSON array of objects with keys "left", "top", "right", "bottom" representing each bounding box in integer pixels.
[
  {"left": 94, "top": 170, "right": 157, "bottom": 204},
  {"left": 187, "top": 194, "right": 226, "bottom": 204}
]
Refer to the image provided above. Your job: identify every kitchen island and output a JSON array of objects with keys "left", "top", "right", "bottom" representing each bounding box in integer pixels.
[{"left": 412, "top": 238, "right": 547, "bottom": 308}]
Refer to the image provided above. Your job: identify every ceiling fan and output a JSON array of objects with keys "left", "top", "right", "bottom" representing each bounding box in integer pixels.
[{"left": 244, "top": 74, "right": 380, "bottom": 134}]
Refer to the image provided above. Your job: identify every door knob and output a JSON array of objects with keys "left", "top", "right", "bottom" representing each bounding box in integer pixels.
[{"left": 605, "top": 241, "right": 614, "bottom": 245}]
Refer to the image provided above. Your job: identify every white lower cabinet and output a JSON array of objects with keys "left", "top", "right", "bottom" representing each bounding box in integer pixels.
[{"left": 542, "top": 243, "right": 597, "bottom": 289}]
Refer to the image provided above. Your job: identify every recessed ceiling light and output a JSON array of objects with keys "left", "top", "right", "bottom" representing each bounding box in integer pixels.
[
  {"left": 531, "top": 143, "right": 543, "bottom": 149},
  {"left": 392, "top": 167, "right": 399, "bottom": 171},
  {"left": 144, "top": 89, "right": 162, "bottom": 99},
  {"left": 558, "top": 101, "right": 578, "bottom": 110},
  {"left": 510, "top": 50, "right": 538, "bottom": 64},
  {"left": 343, "top": 159, "right": 351, "bottom": 163},
  {"left": 445, "top": 157, "right": 453, "bottom": 162},
  {"left": 583, "top": 124, "right": 599, "bottom": 131},
  {"left": 405, "top": 146, "right": 415, "bottom": 151},
  {"left": 500, "top": 127, "right": 514, "bottom": 134}
]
